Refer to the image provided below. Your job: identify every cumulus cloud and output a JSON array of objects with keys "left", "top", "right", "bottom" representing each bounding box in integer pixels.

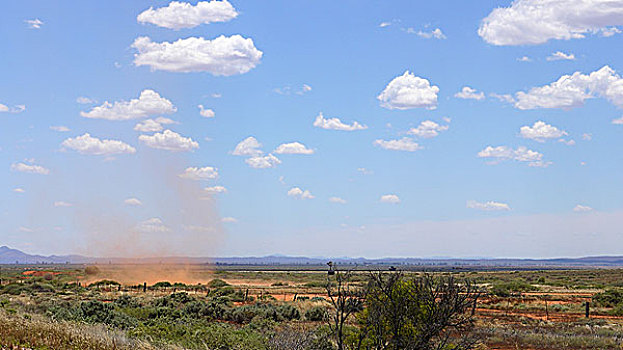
[
  {"left": 574, "top": 204, "right": 593, "bottom": 212},
  {"left": 519, "top": 121, "right": 567, "bottom": 142},
  {"left": 25, "top": 19, "right": 43, "bottom": 29},
  {"left": 139, "top": 130, "right": 199, "bottom": 152},
  {"left": 245, "top": 154, "right": 281, "bottom": 169},
  {"left": 232, "top": 136, "right": 263, "bottom": 156},
  {"left": 61, "top": 133, "right": 136, "bottom": 156},
  {"left": 478, "top": 145, "right": 551, "bottom": 167},
  {"left": 10, "top": 162, "right": 50, "bottom": 175},
  {"left": 132, "top": 35, "right": 263, "bottom": 76},
  {"left": 455, "top": 86, "right": 485, "bottom": 100},
  {"left": 514, "top": 66, "right": 623, "bottom": 110},
  {"left": 407, "top": 120, "right": 449, "bottom": 138},
  {"left": 198, "top": 105, "right": 215, "bottom": 118},
  {"left": 374, "top": 137, "right": 422, "bottom": 152},
  {"left": 467, "top": 200, "right": 510, "bottom": 211},
  {"left": 137, "top": 218, "right": 170, "bottom": 233},
  {"left": 134, "top": 117, "right": 176, "bottom": 133},
  {"left": 50, "top": 126, "right": 70, "bottom": 132},
  {"left": 287, "top": 187, "right": 314, "bottom": 199},
  {"left": 380, "top": 194, "right": 400, "bottom": 204},
  {"left": 179, "top": 166, "right": 218, "bottom": 180},
  {"left": 377, "top": 71, "right": 439, "bottom": 110},
  {"left": 312, "top": 112, "right": 367, "bottom": 131},
  {"left": 137, "top": 0, "right": 238, "bottom": 29},
  {"left": 273, "top": 142, "right": 314, "bottom": 154},
  {"left": 124, "top": 198, "right": 142, "bottom": 206},
  {"left": 478, "top": 0, "right": 623, "bottom": 46},
  {"left": 329, "top": 196, "right": 347, "bottom": 204},
  {"left": 205, "top": 185, "right": 227, "bottom": 194},
  {"left": 81, "top": 89, "right": 176, "bottom": 120},
  {"left": 547, "top": 51, "right": 576, "bottom": 61}
]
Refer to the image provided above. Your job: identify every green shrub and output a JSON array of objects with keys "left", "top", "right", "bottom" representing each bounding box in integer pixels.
[
  {"left": 305, "top": 305, "right": 328, "bottom": 321},
  {"left": 593, "top": 289, "right": 623, "bottom": 307},
  {"left": 207, "top": 279, "right": 229, "bottom": 288}
]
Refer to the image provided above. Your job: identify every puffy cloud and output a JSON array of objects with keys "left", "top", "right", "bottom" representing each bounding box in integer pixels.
[
  {"left": 10, "top": 162, "right": 49, "bottom": 175},
  {"left": 414, "top": 28, "right": 446, "bottom": 39},
  {"left": 137, "top": 0, "right": 238, "bottom": 29},
  {"left": 287, "top": 187, "right": 314, "bottom": 199},
  {"left": 54, "top": 201, "right": 73, "bottom": 207},
  {"left": 179, "top": 166, "right": 218, "bottom": 180},
  {"left": 61, "top": 133, "right": 136, "bottom": 155},
  {"left": 407, "top": 120, "right": 449, "bottom": 138},
  {"left": 134, "top": 117, "right": 177, "bottom": 133},
  {"left": 198, "top": 105, "right": 215, "bottom": 118},
  {"left": 312, "top": 112, "right": 367, "bottom": 131},
  {"left": 478, "top": 0, "right": 623, "bottom": 46},
  {"left": 50, "top": 126, "right": 70, "bottom": 132},
  {"left": 519, "top": 121, "right": 567, "bottom": 142},
  {"left": 245, "top": 154, "right": 281, "bottom": 169},
  {"left": 374, "top": 137, "right": 422, "bottom": 152},
  {"left": 124, "top": 198, "right": 142, "bottom": 206},
  {"left": 205, "top": 185, "right": 227, "bottom": 194},
  {"left": 81, "top": 89, "right": 176, "bottom": 120},
  {"left": 273, "top": 142, "right": 314, "bottom": 155},
  {"left": 547, "top": 51, "right": 576, "bottom": 61},
  {"left": 329, "top": 196, "right": 346, "bottom": 204},
  {"left": 378, "top": 71, "right": 439, "bottom": 110},
  {"left": 514, "top": 66, "right": 623, "bottom": 110},
  {"left": 455, "top": 86, "right": 485, "bottom": 100},
  {"left": 232, "top": 136, "right": 263, "bottom": 156},
  {"left": 478, "top": 145, "right": 550, "bottom": 167},
  {"left": 574, "top": 204, "right": 593, "bottom": 212},
  {"left": 25, "top": 19, "right": 43, "bottom": 29},
  {"left": 139, "top": 130, "right": 199, "bottom": 152},
  {"left": 132, "top": 35, "right": 263, "bottom": 76},
  {"left": 467, "top": 200, "right": 511, "bottom": 211},
  {"left": 517, "top": 56, "right": 532, "bottom": 62},
  {"left": 137, "top": 218, "right": 170, "bottom": 233},
  {"left": 380, "top": 194, "right": 400, "bottom": 204}
]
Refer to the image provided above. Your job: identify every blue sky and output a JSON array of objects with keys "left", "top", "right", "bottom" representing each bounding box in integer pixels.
[{"left": 2, "top": 0, "right": 623, "bottom": 258}]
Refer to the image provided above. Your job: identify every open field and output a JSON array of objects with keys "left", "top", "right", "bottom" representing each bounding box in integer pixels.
[{"left": 2, "top": 264, "right": 623, "bottom": 349}]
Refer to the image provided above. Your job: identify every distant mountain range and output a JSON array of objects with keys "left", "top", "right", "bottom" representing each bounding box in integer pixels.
[{"left": 3, "top": 245, "right": 623, "bottom": 267}]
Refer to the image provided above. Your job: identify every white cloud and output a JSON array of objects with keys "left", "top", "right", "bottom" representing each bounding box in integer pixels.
[
  {"left": 274, "top": 84, "right": 313, "bottom": 95},
  {"left": 514, "top": 66, "right": 623, "bottom": 110},
  {"left": 10, "top": 162, "right": 49, "bottom": 175},
  {"left": 612, "top": 116, "right": 623, "bottom": 124},
  {"left": 137, "top": 218, "right": 170, "bottom": 233},
  {"left": 25, "top": 19, "right": 43, "bottom": 29},
  {"left": 198, "top": 105, "right": 215, "bottom": 118},
  {"left": 380, "top": 194, "right": 400, "bottom": 204},
  {"left": 139, "top": 130, "right": 199, "bottom": 152},
  {"left": 301, "top": 84, "right": 312, "bottom": 93},
  {"left": 379, "top": 21, "right": 392, "bottom": 28},
  {"left": 76, "top": 96, "right": 96, "bottom": 104},
  {"left": 558, "top": 138, "right": 576, "bottom": 146},
  {"left": 134, "top": 117, "right": 176, "bottom": 133},
  {"left": 478, "top": 145, "right": 550, "bottom": 167},
  {"left": 455, "top": 86, "right": 485, "bottom": 100},
  {"left": 245, "top": 154, "right": 281, "bottom": 169},
  {"left": 0, "top": 103, "right": 25, "bottom": 113},
  {"left": 54, "top": 201, "right": 73, "bottom": 208},
  {"left": 467, "top": 200, "right": 510, "bottom": 211},
  {"left": 137, "top": 0, "right": 238, "bottom": 29},
  {"left": 374, "top": 137, "right": 422, "bottom": 152},
  {"left": 0, "top": 104, "right": 6, "bottom": 112},
  {"left": 517, "top": 56, "right": 532, "bottom": 62},
  {"left": 490, "top": 93, "right": 516, "bottom": 103},
  {"left": 287, "top": 187, "right": 314, "bottom": 199},
  {"left": 179, "top": 166, "right": 218, "bottom": 180},
  {"left": 329, "top": 196, "right": 346, "bottom": 204},
  {"left": 377, "top": 71, "right": 439, "bottom": 110},
  {"left": 81, "top": 89, "right": 176, "bottom": 120},
  {"left": 415, "top": 28, "right": 446, "bottom": 39},
  {"left": 232, "top": 136, "right": 263, "bottom": 156},
  {"left": 478, "top": 0, "right": 623, "bottom": 46},
  {"left": 13, "top": 188, "right": 25, "bottom": 193},
  {"left": 519, "top": 121, "right": 567, "bottom": 142},
  {"left": 124, "top": 198, "right": 142, "bottom": 206},
  {"left": 574, "top": 204, "right": 593, "bottom": 212},
  {"left": 222, "top": 216, "right": 237, "bottom": 223},
  {"left": 357, "top": 167, "right": 373, "bottom": 175},
  {"left": 205, "top": 185, "right": 227, "bottom": 194},
  {"left": 132, "top": 35, "right": 263, "bottom": 76},
  {"left": 61, "top": 133, "right": 136, "bottom": 156},
  {"left": 582, "top": 133, "right": 593, "bottom": 141},
  {"left": 273, "top": 142, "right": 314, "bottom": 155},
  {"left": 407, "top": 120, "right": 449, "bottom": 138},
  {"left": 50, "top": 126, "right": 70, "bottom": 132},
  {"left": 313, "top": 112, "right": 367, "bottom": 131},
  {"left": 547, "top": 51, "right": 576, "bottom": 61}
]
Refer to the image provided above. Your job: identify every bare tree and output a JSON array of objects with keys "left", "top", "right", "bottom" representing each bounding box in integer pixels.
[{"left": 326, "top": 265, "right": 363, "bottom": 350}]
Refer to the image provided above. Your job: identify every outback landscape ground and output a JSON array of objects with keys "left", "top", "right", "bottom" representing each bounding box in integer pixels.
[{"left": 2, "top": 262, "right": 623, "bottom": 349}]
